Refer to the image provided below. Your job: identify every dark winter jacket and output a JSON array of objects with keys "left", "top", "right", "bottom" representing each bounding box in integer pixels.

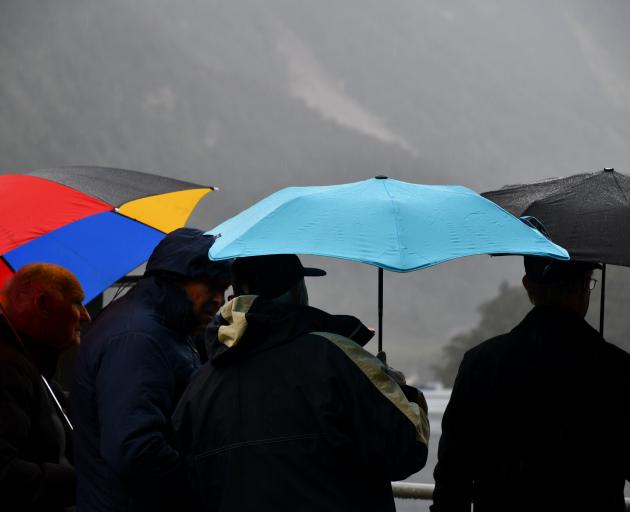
[
  {"left": 172, "top": 295, "right": 430, "bottom": 512},
  {"left": 72, "top": 276, "right": 201, "bottom": 511},
  {"left": 72, "top": 229, "right": 231, "bottom": 512},
  {"left": 432, "top": 306, "right": 630, "bottom": 512},
  {"left": 0, "top": 314, "right": 75, "bottom": 511}
]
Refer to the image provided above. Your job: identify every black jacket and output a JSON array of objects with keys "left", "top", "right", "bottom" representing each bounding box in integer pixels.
[
  {"left": 0, "top": 314, "right": 75, "bottom": 511},
  {"left": 172, "top": 295, "right": 429, "bottom": 512},
  {"left": 72, "top": 277, "right": 202, "bottom": 511},
  {"left": 72, "top": 228, "right": 229, "bottom": 512},
  {"left": 432, "top": 306, "right": 630, "bottom": 512}
]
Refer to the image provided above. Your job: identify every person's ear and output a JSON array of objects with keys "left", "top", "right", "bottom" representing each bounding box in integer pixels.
[{"left": 522, "top": 275, "right": 529, "bottom": 291}]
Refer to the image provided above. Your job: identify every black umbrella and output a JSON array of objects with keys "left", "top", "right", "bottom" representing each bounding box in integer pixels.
[{"left": 482, "top": 167, "right": 630, "bottom": 335}]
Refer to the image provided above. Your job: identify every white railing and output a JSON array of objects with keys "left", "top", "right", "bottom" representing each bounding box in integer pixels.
[
  {"left": 392, "top": 482, "right": 434, "bottom": 500},
  {"left": 392, "top": 482, "right": 630, "bottom": 510}
]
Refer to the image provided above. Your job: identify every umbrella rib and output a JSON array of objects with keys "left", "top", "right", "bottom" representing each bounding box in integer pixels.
[
  {"left": 113, "top": 211, "right": 171, "bottom": 235},
  {"left": 610, "top": 171, "right": 630, "bottom": 204},
  {"left": 21, "top": 174, "right": 115, "bottom": 208},
  {"left": 576, "top": 172, "right": 627, "bottom": 249},
  {"left": 210, "top": 188, "right": 330, "bottom": 255},
  {"left": 0, "top": 255, "right": 15, "bottom": 272},
  {"left": 116, "top": 187, "right": 215, "bottom": 206},
  {"left": 27, "top": 167, "right": 215, "bottom": 206},
  {"left": 380, "top": 181, "right": 404, "bottom": 269},
  {"left": 7, "top": 212, "right": 165, "bottom": 301},
  {"left": 522, "top": 171, "right": 608, "bottom": 263}
]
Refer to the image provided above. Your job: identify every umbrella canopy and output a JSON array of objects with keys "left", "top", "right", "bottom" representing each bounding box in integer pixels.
[
  {"left": 482, "top": 168, "right": 629, "bottom": 266},
  {"left": 482, "top": 167, "right": 629, "bottom": 335},
  {"left": 0, "top": 166, "right": 215, "bottom": 302},
  {"left": 208, "top": 177, "right": 568, "bottom": 270},
  {"left": 207, "top": 177, "right": 568, "bottom": 351}
]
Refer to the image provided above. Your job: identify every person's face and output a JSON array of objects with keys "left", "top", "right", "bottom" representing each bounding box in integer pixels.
[
  {"left": 41, "top": 284, "right": 91, "bottom": 351},
  {"left": 182, "top": 277, "right": 231, "bottom": 333}
]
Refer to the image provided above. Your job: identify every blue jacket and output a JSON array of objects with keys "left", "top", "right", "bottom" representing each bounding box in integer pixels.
[{"left": 72, "top": 229, "right": 229, "bottom": 511}]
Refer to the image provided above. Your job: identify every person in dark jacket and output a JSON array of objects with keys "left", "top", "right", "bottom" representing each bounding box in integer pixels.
[
  {"left": 0, "top": 262, "right": 91, "bottom": 511},
  {"left": 432, "top": 256, "right": 630, "bottom": 512},
  {"left": 172, "top": 254, "right": 430, "bottom": 512},
  {"left": 71, "top": 228, "right": 231, "bottom": 512}
]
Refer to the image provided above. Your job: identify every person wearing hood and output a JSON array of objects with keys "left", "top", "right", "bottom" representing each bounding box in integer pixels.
[
  {"left": 172, "top": 254, "right": 429, "bottom": 512},
  {"left": 71, "top": 228, "right": 231, "bottom": 512},
  {"left": 0, "top": 263, "right": 91, "bottom": 511}
]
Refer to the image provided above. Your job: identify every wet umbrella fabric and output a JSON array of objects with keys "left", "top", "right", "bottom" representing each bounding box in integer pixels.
[
  {"left": 206, "top": 177, "right": 568, "bottom": 350},
  {"left": 482, "top": 168, "right": 630, "bottom": 266},
  {"left": 482, "top": 167, "right": 630, "bottom": 334},
  {"left": 0, "top": 167, "right": 215, "bottom": 302}
]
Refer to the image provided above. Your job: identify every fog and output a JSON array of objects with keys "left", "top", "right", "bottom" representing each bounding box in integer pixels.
[{"left": 2, "top": 0, "right": 630, "bottom": 379}]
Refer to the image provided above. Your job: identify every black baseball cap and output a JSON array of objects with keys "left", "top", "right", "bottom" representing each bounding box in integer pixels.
[
  {"left": 524, "top": 255, "right": 602, "bottom": 285},
  {"left": 232, "top": 254, "right": 326, "bottom": 298}
]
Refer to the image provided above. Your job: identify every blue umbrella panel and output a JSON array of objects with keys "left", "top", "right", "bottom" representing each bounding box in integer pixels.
[{"left": 4, "top": 212, "right": 164, "bottom": 303}]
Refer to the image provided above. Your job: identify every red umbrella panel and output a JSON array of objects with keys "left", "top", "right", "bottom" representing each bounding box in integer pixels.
[{"left": 0, "top": 170, "right": 215, "bottom": 303}]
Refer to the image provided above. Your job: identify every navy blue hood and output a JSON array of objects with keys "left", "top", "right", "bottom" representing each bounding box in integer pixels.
[{"left": 145, "top": 227, "right": 232, "bottom": 280}]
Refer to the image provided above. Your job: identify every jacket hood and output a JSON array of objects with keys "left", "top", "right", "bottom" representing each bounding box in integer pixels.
[
  {"left": 145, "top": 227, "right": 232, "bottom": 280},
  {"left": 206, "top": 295, "right": 374, "bottom": 365}
]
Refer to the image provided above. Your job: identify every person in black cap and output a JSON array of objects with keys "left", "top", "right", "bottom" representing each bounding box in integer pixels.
[
  {"left": 71, "top": 228, "right": 232, "bottom": 512},
  {"left": 172, "top": 254, "right": 429, "bottom": 512},
  {"left": 432, "top": 256, "right": 630, "bottom": 512}
]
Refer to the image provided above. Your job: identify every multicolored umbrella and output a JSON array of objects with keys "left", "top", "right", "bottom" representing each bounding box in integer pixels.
[{"left": 0, "top": 166, "right": 215, "bottom": 302}]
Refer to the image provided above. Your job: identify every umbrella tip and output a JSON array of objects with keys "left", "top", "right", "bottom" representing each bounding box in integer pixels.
[
  {"left": 604, "top": 167, "right": 615, "bottom": 172},
  {"left": 375, "top": 175, "right": 388, "bottom": 179}
]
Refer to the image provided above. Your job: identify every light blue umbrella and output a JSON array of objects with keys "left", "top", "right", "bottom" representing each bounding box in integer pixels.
[{"left": 207, "top": 176, "right": 568, "bottom": 351}]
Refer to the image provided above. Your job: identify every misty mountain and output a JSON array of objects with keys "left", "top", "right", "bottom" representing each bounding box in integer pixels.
[{"left": 2, "top": 0, "right": 630, "bottom": 379}]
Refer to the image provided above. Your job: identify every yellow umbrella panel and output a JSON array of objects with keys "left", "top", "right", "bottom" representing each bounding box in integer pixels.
[{"left": 118, "top": 188, "right": 214, "bottom": 233}]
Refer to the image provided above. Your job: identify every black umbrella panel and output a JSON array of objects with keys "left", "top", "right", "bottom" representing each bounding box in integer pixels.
[{"left": 483, "top": 168, "right": 630, "bottom": 335}]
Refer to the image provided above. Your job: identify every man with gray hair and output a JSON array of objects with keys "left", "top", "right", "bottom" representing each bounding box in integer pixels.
[
  {"left": 0, "top": 263, "right": 91, "bottom": 511},
  {"left": 432, "top": 256, "right": 630, "bottom": 512},
  {"left": 173, "top": 254, "right": 429, "bottom": 512}
]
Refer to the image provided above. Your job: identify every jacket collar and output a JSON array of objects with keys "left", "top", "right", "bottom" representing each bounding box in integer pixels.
[
  {"left": 514, "top": 305, "right": 601, "bottom": 342},
  {"left": 206, "top": 295, "right": 374, "bottom": 365},
  {"left": 0, "top": 313, "right": 59, "bottom": 378}
]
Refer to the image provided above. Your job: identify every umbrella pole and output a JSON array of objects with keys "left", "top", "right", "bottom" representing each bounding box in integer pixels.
[
  {"left": 378, "top": 267, "right": 383, "bottom": 353},
  {"left": 599, "top": 263, "right": 606, "bottom": 336}
]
